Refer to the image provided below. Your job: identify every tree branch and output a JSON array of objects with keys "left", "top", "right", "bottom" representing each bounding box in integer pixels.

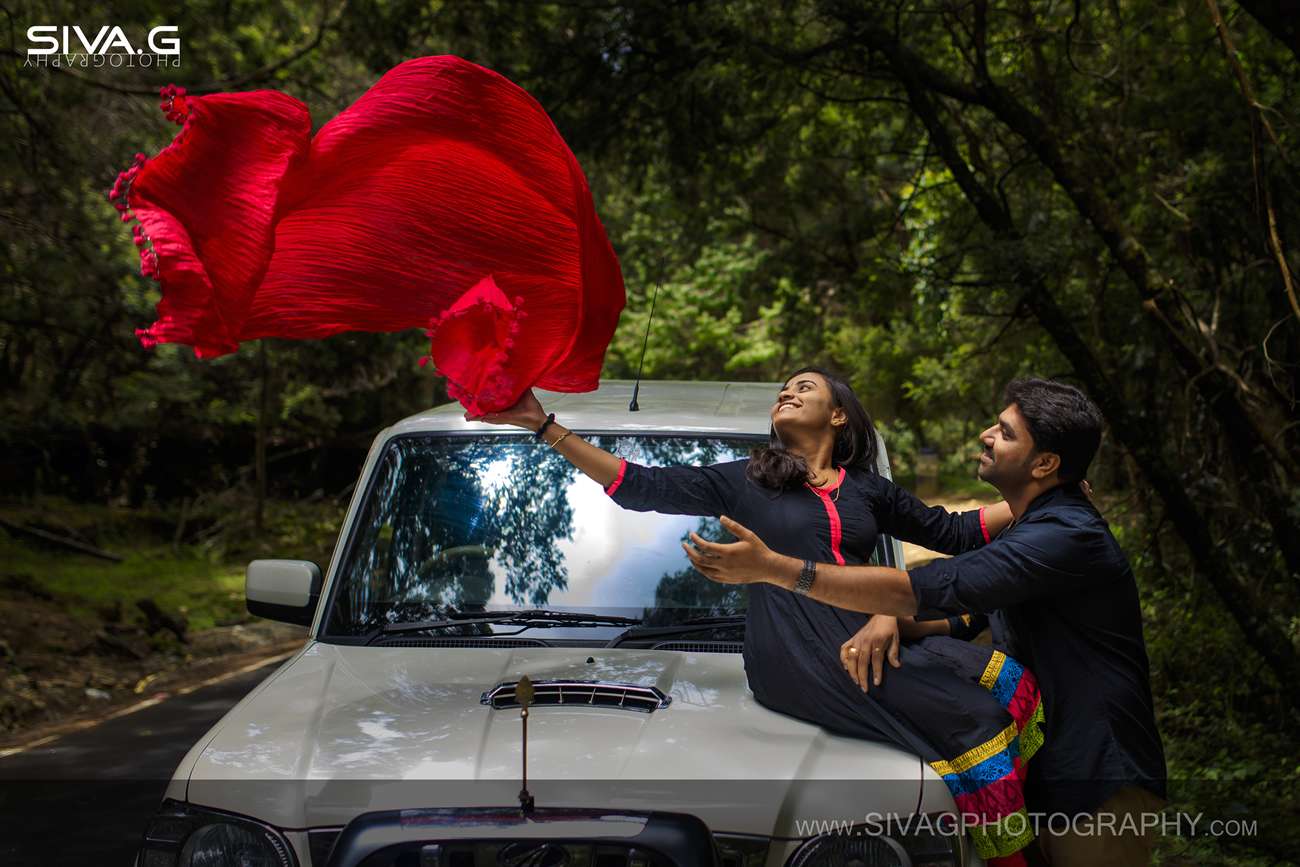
[{"left": 1204, "top": 0, "right": 1300, "bottom": 328}]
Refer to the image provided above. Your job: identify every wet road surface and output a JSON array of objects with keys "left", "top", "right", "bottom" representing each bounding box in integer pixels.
[{"left": 0, "top": 656, "right": 287, "bottom": 866}]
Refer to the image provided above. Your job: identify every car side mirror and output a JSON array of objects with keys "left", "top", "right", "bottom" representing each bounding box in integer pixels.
[{"left": 246, "top": 559, "right": 322, "bottom": 627}]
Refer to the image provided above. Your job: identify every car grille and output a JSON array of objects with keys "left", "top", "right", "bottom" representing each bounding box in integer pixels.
[
  {"left": 480, "top": 680, "right": 672, "bottom": 713},
  {"left": 312, "top": 807, "right": 716, "bottom": 867},
  {"left": 351, "top": 840, "right": 674, "bottom": 866},
  {"left": 308, "top": 828, "right": 762, "bottom": 867}
]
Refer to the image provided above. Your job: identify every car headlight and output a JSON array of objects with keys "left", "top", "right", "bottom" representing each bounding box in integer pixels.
[
  {"left": 786, "top": 821, "right": 962, "bottom": 867},
  {"left": 138, "top": 799, "right": 295, "bottom": 867}
]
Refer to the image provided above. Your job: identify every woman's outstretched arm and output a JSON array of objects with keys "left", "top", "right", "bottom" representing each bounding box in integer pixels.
[
  {"left": 473, "top": 389, "right": 622, "bottom": 487},
  {"left": 872, "top": 476, "right": 1013, "bottom": 553},
  {"left": 475, "top": 389, "right": 741, "bottom": 517}
]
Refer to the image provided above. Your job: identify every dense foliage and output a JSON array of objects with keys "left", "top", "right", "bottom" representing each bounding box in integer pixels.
[{"left": 3, "top": 1, "right": 1298, "bottom": 861}]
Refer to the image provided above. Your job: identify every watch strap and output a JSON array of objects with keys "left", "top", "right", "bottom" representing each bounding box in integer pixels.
[{"left": 793, "top": 559, "right": 816, "bottom": 595}]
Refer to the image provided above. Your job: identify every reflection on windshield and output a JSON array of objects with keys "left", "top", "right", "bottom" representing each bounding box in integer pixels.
[{"left": 325, "top": 435, "right": 759, "bottom": 636}]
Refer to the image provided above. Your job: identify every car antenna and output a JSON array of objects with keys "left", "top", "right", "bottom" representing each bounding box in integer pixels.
[{"left": 628, "top": 271, "right": 663, "bottom": 412}]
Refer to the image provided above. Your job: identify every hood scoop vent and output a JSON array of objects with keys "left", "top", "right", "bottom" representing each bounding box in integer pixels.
[{"left": 480, "top": 680, "right": 672, "bottom": 713}]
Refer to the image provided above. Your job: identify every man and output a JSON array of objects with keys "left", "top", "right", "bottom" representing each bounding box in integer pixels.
[{"left": 686, "top": 378, "right": 1167, "bottom": 866}]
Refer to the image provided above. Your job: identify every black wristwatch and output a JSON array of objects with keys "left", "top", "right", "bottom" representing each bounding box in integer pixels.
[{"left": 793, "top": 559, "right": 816, "bottom": 596}]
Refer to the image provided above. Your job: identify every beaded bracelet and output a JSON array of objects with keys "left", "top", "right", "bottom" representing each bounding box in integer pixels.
[{"left": 535, "top": 412, "right": 556, "bottom": 439}]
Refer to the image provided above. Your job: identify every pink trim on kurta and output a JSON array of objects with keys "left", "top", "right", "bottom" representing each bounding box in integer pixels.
[
  {"left": 806, "top": 467, "right": 847, "bottom": 566},
  {"left": 979, "top": 505, "right": 991, "bottom": 544},
  {"left": 604, "top": 458, "right": 628, "bottom": 496}
]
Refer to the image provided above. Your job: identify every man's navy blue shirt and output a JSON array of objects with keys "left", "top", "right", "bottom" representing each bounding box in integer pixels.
[{"left": 908, "top": 482, "right": 1167, "bottom": 815}]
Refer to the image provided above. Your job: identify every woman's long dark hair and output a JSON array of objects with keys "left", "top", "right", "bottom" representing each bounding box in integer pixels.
[{"left": 746, "top": 366, "right": 880, "bottom": 490}]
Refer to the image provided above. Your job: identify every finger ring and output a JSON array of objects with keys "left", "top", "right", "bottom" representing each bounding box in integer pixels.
[
  {"left": 872, "top": 646, "right": 883, "bottom": 654},
  {"left": 847, "top": 647, "right": 858, "bottom": 654}
]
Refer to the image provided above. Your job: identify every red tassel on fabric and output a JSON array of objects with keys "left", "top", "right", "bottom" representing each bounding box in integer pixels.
[
  {"left": 110, "top": 56, "right": 625, "bottom": 413},
  {"left": 424, "top": 275, "right": 525, "bottom": 416}
]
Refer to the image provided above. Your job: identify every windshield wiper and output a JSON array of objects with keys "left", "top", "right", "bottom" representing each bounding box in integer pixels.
[
  {"left": 605, "top": 615, "right": 746, "bottom": 648},
  {"left": 363, "top": 609, "right": 642, "bottom": 645}
]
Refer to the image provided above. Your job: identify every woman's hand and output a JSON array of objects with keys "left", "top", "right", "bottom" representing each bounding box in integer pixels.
[
  {"left": 468, "top": 388, "right": 547, "bottom": 431},
  {"left": 466, "top": 387, "right": 625, "bottom": 487},
  {"left": 840, "top": 615, "right": 901, "bottom": 692}
]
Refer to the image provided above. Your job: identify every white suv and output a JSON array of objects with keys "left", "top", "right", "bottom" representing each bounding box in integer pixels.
[{"left": 137, "top": 380, "right": 980, "bottom": 867}]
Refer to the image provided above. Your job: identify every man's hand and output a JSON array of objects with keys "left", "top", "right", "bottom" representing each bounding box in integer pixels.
[
  {"left": 683, "top": 516, "right": 782, "bottom": 585},
  {"left": 686, "top": 518, "right": 917, "bottom": 617},
  {"left": 840, "top": 616, "right": 901, "bottom": 692}
]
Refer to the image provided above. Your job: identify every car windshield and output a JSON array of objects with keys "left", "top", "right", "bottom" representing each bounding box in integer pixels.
[{"left": 322, "top": 433, "right": 762, "bottom": 641}]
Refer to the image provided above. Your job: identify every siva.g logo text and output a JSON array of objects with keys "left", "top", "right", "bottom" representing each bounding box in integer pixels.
[{"left": 24, "top": 25, "right": 181, "bottom": 68}]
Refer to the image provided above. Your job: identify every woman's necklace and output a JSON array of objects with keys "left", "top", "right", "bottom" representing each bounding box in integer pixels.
[{"left": 808, "top": 467, "right": 841, "bottom": 501}]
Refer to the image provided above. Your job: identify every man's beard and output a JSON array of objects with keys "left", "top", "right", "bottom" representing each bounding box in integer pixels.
[{"left": 977, "top": 450, "right": 1025, "bottom": 488}]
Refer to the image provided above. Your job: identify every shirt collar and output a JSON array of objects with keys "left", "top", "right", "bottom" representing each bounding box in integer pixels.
[{"left": 1010, "top": 481, "right": 1084, "bottom": 528}]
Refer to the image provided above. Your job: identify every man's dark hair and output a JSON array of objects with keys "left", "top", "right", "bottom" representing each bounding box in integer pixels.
[{"left": 1002, "top": 378, "right": 1104, "bottom": 483}]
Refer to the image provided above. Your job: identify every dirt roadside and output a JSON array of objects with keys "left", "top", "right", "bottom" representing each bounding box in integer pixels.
[{"left": 0, "top": 574, "right": 307, "bottom": 750}]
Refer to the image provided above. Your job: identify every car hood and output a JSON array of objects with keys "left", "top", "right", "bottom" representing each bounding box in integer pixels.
[{"left": 185, "top": 642, "right": 924, "bottom": 834}]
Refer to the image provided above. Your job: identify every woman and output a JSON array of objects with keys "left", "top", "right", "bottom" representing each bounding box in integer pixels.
[{"left": 477, "top": 368, "right": 1044, "bottom": 866}]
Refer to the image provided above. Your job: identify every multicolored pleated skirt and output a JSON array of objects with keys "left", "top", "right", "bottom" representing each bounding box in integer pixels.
[
  {"left": 922, "top": 645, "right": 1046, "bottom": 866},
  {"left": 759, "top": 632, "right": 1046, "bottom": 867}
]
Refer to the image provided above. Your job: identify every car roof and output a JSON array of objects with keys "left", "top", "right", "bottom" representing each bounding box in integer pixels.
[{"left": 389, "top": 380, "right": 784, "bottom": 436}]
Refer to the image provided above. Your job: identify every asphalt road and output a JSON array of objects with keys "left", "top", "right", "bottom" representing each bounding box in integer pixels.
[{"left": 0, "top": 657, "right": 285, "bottom": 867}]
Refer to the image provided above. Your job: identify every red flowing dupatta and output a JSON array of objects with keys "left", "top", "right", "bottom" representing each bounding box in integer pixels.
[{"left": 109, "top": 56, "right": 625, "bottom": 415}]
